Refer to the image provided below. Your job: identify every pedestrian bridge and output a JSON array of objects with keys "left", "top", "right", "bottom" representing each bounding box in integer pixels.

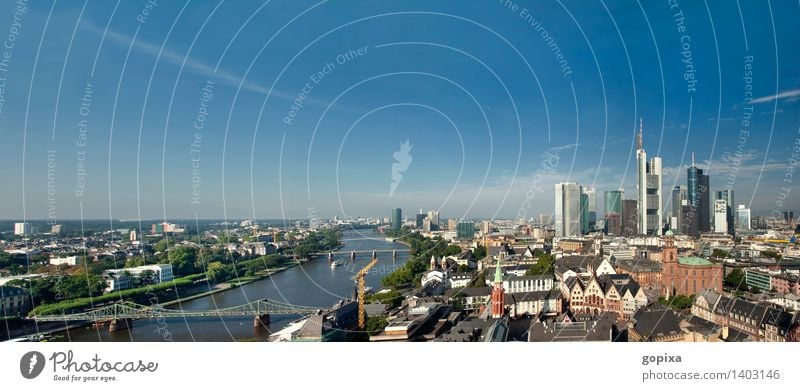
[
  {"left": 310, "top": 249, "right": 410, "bottom": 257},
  {"left": 32, "top": 299, "right": 326, "bottom": 331}
]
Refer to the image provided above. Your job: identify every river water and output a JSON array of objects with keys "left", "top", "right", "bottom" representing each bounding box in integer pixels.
[{"left": 56, "top": 229, "right": 408, "bottom": 342}]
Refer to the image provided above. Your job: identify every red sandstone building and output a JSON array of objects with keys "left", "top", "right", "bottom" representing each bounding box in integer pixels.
[{"left": 661, "top": 231, "right": 723, "bottom": 298}]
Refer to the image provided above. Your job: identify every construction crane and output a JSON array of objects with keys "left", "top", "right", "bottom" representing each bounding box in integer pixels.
[{"left": 356, "top": 257, "right": 379, "bottom": 330}]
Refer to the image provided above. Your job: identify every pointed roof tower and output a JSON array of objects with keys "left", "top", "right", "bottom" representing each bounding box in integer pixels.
[
  {"left": 494, "top": 257, "right": 503, "bottom": 284},
  {"left": 637, "top": 117, "right": 644, "bottom": 150}
]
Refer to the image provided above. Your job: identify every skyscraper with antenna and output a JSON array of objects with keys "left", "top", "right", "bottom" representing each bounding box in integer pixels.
[{"left": 636, "top": 118, "right": 663, "bottom": 236}]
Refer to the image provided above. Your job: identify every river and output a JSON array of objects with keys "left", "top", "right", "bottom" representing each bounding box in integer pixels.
[{"left": 56, "top": 229, "right": 409, "bottom": 342}]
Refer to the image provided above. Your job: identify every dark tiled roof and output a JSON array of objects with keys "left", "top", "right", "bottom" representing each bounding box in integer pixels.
[
  {"left": 762, "top": 307, "right": 795, "bottom": 333},
  {"left": 695, "top": 289, "right": 721, "bottom": 309},
  {"left": 446, "top": 286, "right": 491, "bottom": 298},
  {"left": 505, "top": 289, "right": 562, "bottom": 303},
  {"left": 616, "top": 257, "right": 663, "bottom": 273},
  {"left": 630, "top": 303, "right": 684, "bottom": 340},
  {"left": 528, "top": 312, "right": 616, "bottom": 342},
  {"left": 564, "top": 276, "right": 584, "bottom": 291},
  {"left": 557, "top": 254, "right": 604, "bottom": 273},
  {"left": 597, "top": 273, "right": 641, "bottom": 297},
  {"left": 714, "top": 296, "right": 734, "bottom": 315},
  {"left": 684, "top": 315, "right": 722, "bottom": 337},
  {"left": 729, "top": 298, "right": 769, "bottom": 322}
]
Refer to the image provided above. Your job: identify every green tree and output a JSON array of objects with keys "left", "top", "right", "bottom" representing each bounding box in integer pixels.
[
  {"left": 470, "top": 271, "right": 487, "bottom": 287},
  {"left": 711, "top": 249, "right": 729, "bottom": 258},
  {"left": 167, "top": 247, "right": 199, "bottom": 276},
  {"left": 365, "top": 315, "right": 388, "bottom": 336},
  {"left": 125, "top": 257, "right": 145, "bottom": 268},
  {"left": 473, "top": 246, "right": 487, "bottom": 260},
  {"left": 724, "top": 268, "right": 745, "bottom": 289},
  {"left": 205, "top": 262, "right": 231, "bottom": 283},
  {"left": 525, "top": 253, "right": 554, "bottom": 276},
  {"left": 445, "top": 245, "right": 462, "bottom": 257}
]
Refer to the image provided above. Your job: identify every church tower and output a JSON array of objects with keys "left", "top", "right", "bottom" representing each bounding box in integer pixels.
[
  {"left": 491, "top": 258, "right": 505, "bottom": 318},
  {"left": 662, "top": 230, "right": 678, "bottom": 298}
]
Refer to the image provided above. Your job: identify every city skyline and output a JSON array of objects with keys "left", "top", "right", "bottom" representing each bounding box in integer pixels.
[{"left": 0, "top": 1, "right": 798, "bottom": 222}]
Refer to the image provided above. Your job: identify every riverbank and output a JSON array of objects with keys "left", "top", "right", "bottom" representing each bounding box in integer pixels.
[{"left": 160, "top": 260, "right": 312, "bottom": 307}]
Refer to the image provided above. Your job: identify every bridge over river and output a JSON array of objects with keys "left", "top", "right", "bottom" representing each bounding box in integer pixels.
[{"left": 33, "top": 299, "right": 325, "bottom": 332}]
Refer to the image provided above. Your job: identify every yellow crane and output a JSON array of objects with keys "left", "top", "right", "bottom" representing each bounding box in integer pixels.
[{"left": 356, "top": 257, "right": 379, "bottom": 330}]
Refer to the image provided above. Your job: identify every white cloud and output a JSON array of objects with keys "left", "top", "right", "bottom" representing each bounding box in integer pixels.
[
  {"left": 83, "top": 23, "right": 330, "bottom": 106},
  {"left": 750, "top": 88, "right": 800, "bottom": 104}
]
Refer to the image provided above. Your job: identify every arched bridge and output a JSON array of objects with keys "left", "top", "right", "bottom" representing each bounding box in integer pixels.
[
  {"left": 32, "top": 299, "right": 326, "bottom": 332},
  {"left": 310, "top": 249, "right": 411, "bottom": 258}
]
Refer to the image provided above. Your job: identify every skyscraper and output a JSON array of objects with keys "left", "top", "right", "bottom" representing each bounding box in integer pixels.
[
  {"left": 604, "top": 190, "right": 623, "bottom": 217},
  {"left": 580, "top": 192, "right": 590, "bottom": 235},
  {"left": 714, "top": 199, "right": 728, "bottom": 233},
  {"left": 670, "top": 186, "right": 688, "bottom": 234},
  {"left": 391, "top": 208, "right": 402, "bottom": 230},
  {"left": 687, "top": 154, "right": 710, "bottom": 232},
  {"left": 456, "top": 220, "right": 476, "bottom": 240},
  {"left": 715, "top": 189, "right": 735, "bottom": 234},
  {"left": 555, "top": 183, "right": 582, "bottom": 237},
  {"left": 427, "top": 210, "right": 440, "bottom": 231},
  {"left": 636, "top": 119, "right": 663, "bottom": 235},
  {"left": 584, "top": 186, "right": 597, "bottom": 229},
  {"left": 736, "top": 204, "right": 751, "bottom": 230},
  {"left": 415, "top": 212, "right": 426, "bottom": 229},
  {"left": 13, "top": 222, "right": 31, "bottom": 236},
  {"left": 622, "top": 199, "right": 638, "bottom": 237},
  {"left": 604, "top": 189, "right": 623, "bottom": 234}
]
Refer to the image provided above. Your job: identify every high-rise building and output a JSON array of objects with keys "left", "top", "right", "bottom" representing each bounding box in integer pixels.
[
  {"left": 636, "top": 119, "right": 662, "bottom": 235},
  {"left": 783, "top": 211, "right": 795, "bottom": 223},
  {"left": 670, "top": 186, "right": 688, "bottom": 233},
  {"left": 715, "top": 190, "right": 735, "bottom": 234},
  {"left": 751, "top": 216, "right": 768, "bottom": 229},
  {"left": 391, "top": 208, "right": 402, "bottom": 230},
  {"left": 622, "top": 199, "right": 638, "bottom": 237},
  {"left": 555, "top": 183, "right": 582, "bottom": 237},
  {"left": 584, "top": 186, "right": 597, "bottom": 229},
  {"left": 539, "top": 214, "right": 552, "bottom": 226},
  {"left": 13, "top": 222, "right": 31, "bottom": 236},
  {"left": 456, "top": 220, "right": 475, "bottom": 240},
  {"left": 580, "top": 192, "right": 590, "bottom": 235},
  {"left": 427, "top": 210, "right": 440, "bottom": 231},
  {"left": 415, "top": 213, "right": 426, "bottom": 229},
  {"left": 604, "top": 189, "right": 623, "bottom": 234},
  {"left": 681, "top": 204, "right": 700, "bottom": 237},
  {"left": 714, "top": 199, "right": 728, "bottom": 233},
  {"left": 687, "top": 154, "right": 710, "bottom": 232},
  {"left": 604, "top": 190, "right": 623, "bottom": 217},
  {"left": 482, "top": 220, "right": 491, "bottom": 235},
  {"left": 736, "top": 205, "right": 751, "bottom": 230},
  {"left": 444, "top": 219, "right": 454, "bottom": 230},
  {"left": 606, "top": 212, "right": 622, "bottom": 236}
]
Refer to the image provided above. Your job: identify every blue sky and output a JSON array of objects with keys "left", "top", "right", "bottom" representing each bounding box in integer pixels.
[{"left": 0, "top": 0, "right": 798, "bottom": 221}]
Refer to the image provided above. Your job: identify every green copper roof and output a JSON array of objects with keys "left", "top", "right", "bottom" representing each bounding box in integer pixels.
[
  {"left": 678, "top": 256, "right": 712, "bottom": 266},
  {"left": 665, "top": 230, "right": 674, "bottom": 236},
  {"left": 494, "top": 258, "right": 503, "bottom": 283}
]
